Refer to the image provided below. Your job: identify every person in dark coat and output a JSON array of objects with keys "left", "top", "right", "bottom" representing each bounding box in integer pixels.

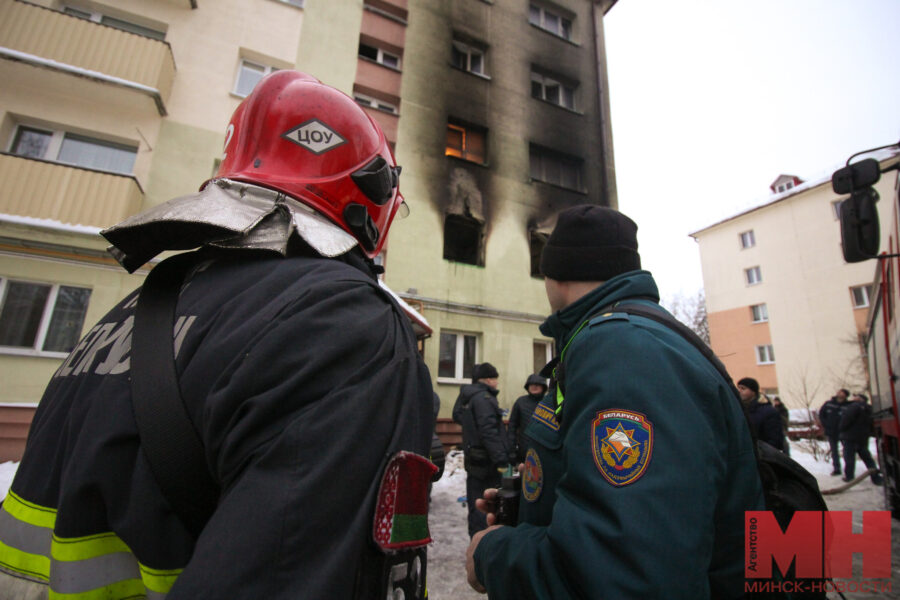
[
  {"left": 737, "top": 377, "right": 786, "bottom": 452},
  {"left": 466, "top": 206, "right": 763, "bottom": 599},
  {"left": 430, "top": 392, "right": 446, "bottom": 481},
  {"left": 771, "top": 396, "right": 791, "bottom": 455},
  {"left": 453, "top": 362, "right": 510, "bottom": 537},
  {"left": 839, "top": 393, "right": 883, "bottom": 484},
  {"left": 818, "top": 389, "right": 848, "bottom": 475},
  {"left": 507, "top": 374, "right": 548, "bottom": 463}
]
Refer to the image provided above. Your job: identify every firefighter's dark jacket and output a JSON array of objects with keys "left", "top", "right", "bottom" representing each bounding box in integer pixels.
[
  {"left": 818, "top": 397, "right": 844, "bottom": 438},
  {"left": 0, "top": 250, "right": 433, "bottom": 598},
  {"left": 452, "top": 383, "right": 510, "bottom": 471},
  {"left": 473, "top": 270, "right": 764, "bottom": 600},
  {"left": 839, "top": 400, "right": 873, "bottom": 442}
]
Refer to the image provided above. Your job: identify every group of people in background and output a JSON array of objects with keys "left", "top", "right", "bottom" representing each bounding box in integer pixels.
[
  {"left": 819, "top": 388, "right": 883, "bottom": 484},
  {"left": 451, "top": 364, "right": 548, "bottom": 537},
  {"left": 731, "top": 378, "right": 882, "bottom": 485}
]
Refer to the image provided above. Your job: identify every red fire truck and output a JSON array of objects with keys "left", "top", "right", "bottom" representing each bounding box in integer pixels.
[{"left": 836, "top": 142, "right": 900, "bottom": 516}]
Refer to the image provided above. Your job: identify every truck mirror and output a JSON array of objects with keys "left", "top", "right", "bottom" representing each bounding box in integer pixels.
[
  {"left": 839, "top": 188, "right": 880, "bottom": 262},
  {"left": 832, "top": 158, "right": 881, "bottom": 194}
]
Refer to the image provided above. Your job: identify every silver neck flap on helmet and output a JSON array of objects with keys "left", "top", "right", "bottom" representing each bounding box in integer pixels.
[{"left": 101, "top": 178, "right": 359, "bottom": 273}]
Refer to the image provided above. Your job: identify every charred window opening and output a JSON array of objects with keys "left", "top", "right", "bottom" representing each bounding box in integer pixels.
[
  {"left": 444, "top": 214, "right": 484, "bottom": 266},
  {"left": 446, "top": 121, "right": 486, "bottom": 164},
  {"left": 529, "top": 231, "right": 548, "bottom": 277}
]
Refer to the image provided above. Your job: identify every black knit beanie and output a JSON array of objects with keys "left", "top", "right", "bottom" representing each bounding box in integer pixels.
[
  {"left": 737, "top": 377, "right": 759, "bottom": 394},
  {"left": 472, "top": 362, "right": 499, "bottom": 380},
  {"left": 540, "top": 205, "right": 641, "bottom": 281}
]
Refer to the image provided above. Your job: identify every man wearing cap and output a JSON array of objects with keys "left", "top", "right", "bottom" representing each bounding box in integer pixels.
[
  {"left": 737, "top": 377, "right": 787, "bottom": 452},
  {"left": 453, "top": 362, "right": 510, "bottom": 537},
  {"left": 466, "top": 205, "right": 763, "bottom": 599}
]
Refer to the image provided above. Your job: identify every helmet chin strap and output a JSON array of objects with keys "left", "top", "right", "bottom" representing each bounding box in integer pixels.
[{"left": 343, "top": 203, "right": 379, "bottom": 252}]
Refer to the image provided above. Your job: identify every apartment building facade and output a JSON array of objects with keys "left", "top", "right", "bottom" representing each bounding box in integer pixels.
[
  {"left": 0, "top": 0, "right": 618, "bottom": 457},
  {"left": 691, "top": 151, "right": 900, "bottom": 409}
]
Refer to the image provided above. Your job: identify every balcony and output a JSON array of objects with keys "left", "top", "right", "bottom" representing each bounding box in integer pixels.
[
  {"left": 0, "top": 1, "right": 176, "bottom": 115},
  {"left": 0, "top": 154, "right": 143, "bottom": 229}
]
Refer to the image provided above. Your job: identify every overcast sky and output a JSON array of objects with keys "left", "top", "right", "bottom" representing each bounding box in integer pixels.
[{"left": 604, "top": 0, "right": 900, "bottom": 302}]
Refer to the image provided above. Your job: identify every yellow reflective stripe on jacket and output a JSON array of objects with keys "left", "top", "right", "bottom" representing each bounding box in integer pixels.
[
  {"left": 4, "top": 491, "right": 56, "bottom": 529},
  {"left": 0, "top": 491, "right": 54, "bottom": 582},
  {"left": 139, "top": 564, "right": 181, "bottom": 594},
  {"left": 0, "top": 492, "right": 181, "bottom": 598},
  {"left": 51, "top": 532, "right": 182, "bottom": 598}
]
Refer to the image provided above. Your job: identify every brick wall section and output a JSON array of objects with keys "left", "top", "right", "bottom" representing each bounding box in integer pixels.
[{"left": 0, "top": 405, "right": 37, "bottom": 462}]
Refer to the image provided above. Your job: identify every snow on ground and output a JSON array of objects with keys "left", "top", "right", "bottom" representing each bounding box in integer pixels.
[
  {"left": 0, "top": 443, "right": 892, "bottom": 597},
  {"left": 0, "top": 462, "right": 18, "bottom": 501}
]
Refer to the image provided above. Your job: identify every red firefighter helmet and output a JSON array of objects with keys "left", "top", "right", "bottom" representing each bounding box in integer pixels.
[{"left": 207, "top": 70, "right": 404, "bottom": 258}]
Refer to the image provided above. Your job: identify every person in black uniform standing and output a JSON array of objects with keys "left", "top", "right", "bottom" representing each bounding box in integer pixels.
[
  {"left": 0, "top": 71, "right": 435, "bottom": 600},
  {"left": 507, "top": 374, "right": 548, "bottom": 463},
  {"left": 818, "top": 389, "right": 848, "bottom": 475},
  {"left": 737, "top": 377, "right": 786, "bottom": 452},
  {"left": 453, "top": 362, "right": 510, "bottom": 537},
  {"left": 839, "top": 393, "right": 883, "bottom": 484}
]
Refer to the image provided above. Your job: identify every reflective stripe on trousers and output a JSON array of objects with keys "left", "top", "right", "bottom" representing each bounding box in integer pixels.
[{"left": 0, "top": 492, "right": 179, "bottom": 599}]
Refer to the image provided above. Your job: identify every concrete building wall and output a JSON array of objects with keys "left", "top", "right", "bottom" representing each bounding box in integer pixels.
[
  {"left": 695, "top": 167, "right": 897, "bottom": 408},
  {"left": 0, "top": 0, "right": 618, "bottom": 450},
  {"left": 389, "top": 0, "right": 615, "bottom": 412}
]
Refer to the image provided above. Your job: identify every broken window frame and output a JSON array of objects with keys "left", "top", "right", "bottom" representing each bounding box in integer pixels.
[
  {"left": 445, "top": 123, "right": 486, "bottom": 164},
  {"left": 529, "top": 230, "right": 549, "bottom": 278},
  {"left": 443, "top": 213, "right": 485, "bottom": 266}
]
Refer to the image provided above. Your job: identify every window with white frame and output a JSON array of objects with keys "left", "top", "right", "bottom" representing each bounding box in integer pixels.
[
  {"left": 0, "top": 278, "right": 91, "bottom": 356},
  {"left": 756, "top": 344, "right": 775, "bottom": 364},
  {"left": 533, "top": 340, "right": 552, "bottom": 376},
  {"left": 850, "top": 284, "right": 871, "bottom": 309},
  {"left": 776, "top": 181, "right": 794, "bottom": 193},
  {"left": 739, "top": 230, "right": 756, "bottom": 249},
  {"left": 745, "top": 266, "right": 762, "bottom": 285},
  {"left": 528, "top": 3, "right": 572, "bottom": 40},
  {"left": 10, "top": 125, "right": 137, "bottom": 175},
  {"left": 438, "top": 331, "right": 477, "bottom": 381},
  {"left": 529, "top": 144, "right": 582, "bottom": 191},
  {"left": 63, "top": 6, "right": 166, "bottom": 40},
  {"left": 234, "top": 60, "right": 277, "bottom": 98},
  {"left": 359, "top": 43, "right": 400, "bottom": 69},
  {"left": 750, "top": 303, "right": 768, "bottom": 323},
  {"left": 451, "top": 40, "right": 485, "bottom": 76},
  {"left": 832, "top": 199, "right": 844, "bottom": 220},
  {"left": 353, "top": 93, "right": 398, "bottom": 115},
  {"left": 531, "top": 72, "right": 576, "bottom": 110}
]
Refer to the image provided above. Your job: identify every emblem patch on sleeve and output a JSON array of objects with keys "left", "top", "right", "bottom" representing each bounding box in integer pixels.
[
  {"left": 591, "top": 409, "right": 653, "bottom": 487},
  {"left": 522, "top": 448, "right": 544, "bottom": 503}
]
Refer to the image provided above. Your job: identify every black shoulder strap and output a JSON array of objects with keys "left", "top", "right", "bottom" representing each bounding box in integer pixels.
[
  {"left": 602, "top": 302, "right": 741, "bottom": 401},
  {"left": 131, "top": 251, "right": 218, "bottom": 537}
]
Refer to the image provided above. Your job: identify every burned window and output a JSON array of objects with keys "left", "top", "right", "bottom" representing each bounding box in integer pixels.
[
  {"left": 529, "top": 230, "right": 548, "bottom": 277},
  {"left": 444, "top": 214, "right": 483, "bottom": 266},
  {"left": 446, "top": 122, "right": 486, "bottom": 164}
]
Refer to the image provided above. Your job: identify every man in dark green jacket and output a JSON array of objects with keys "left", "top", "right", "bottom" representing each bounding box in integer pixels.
[{"left": 466, "top": 205, "right": 764, "bottom": 599}]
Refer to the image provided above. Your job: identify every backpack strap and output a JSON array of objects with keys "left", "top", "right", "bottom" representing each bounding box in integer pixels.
[{"left": 131, "top": 251, "right": 219, "bottom": 537}]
